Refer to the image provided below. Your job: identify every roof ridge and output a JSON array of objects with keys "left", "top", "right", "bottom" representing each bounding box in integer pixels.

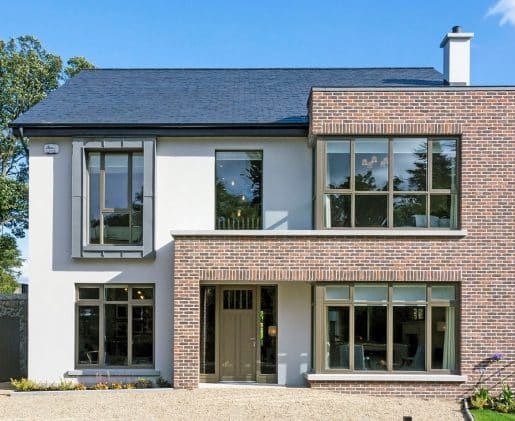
[{"left": 80, "top": 67, "right": 438, "bottom": 71}]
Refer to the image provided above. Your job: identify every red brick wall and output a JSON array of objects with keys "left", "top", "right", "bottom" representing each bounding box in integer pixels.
[{"left": 172, "top": 89, "right": 515, "bottom": 396}]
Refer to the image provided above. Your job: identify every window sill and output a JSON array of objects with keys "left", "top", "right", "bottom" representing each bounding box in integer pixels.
[
  {"left": 304, "top": 373, "right": 467, "bottom": 382},
  {"left": 171, "top": 229, "right": 467, "bottom": 238},
  {"left": 67, "top": 368, "right": 160, "bottom": 377},
  {"left": 76, "top": 245, "right": 155, "bottom": 259}
]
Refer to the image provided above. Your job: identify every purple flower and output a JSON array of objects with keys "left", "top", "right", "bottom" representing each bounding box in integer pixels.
[{"left": 491, "top": 353, "right": 503, "bottom": 361}]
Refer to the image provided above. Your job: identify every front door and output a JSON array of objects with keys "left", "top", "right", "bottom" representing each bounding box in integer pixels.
[{"left": 220, "top": 287, "right": 256, "bottom": 381}]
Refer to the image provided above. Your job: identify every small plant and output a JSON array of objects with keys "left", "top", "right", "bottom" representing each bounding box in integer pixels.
[
  {"left": 156, "top": 376, "right": 172, "bottom": 388},
  {"left": 111, "top": 382, "right": 123, "bottom": 390},
  {"left": 123, "top": 383, "right": 136, "bottom": 389},
  {"left": 135, "top": 378, "right": 153, "bottom": 389},
  {"left": 75, "top": 383, "right": 87, "bottom": 391},
  {"left": 58, "top": 379, "right": 76, "bottom": 391},
  {"left": 10, "top": 378, "right": 43, "bottom": 392},
  {"left": 91, "top": 382, "right": 109, "bottom": 390},
  {"left": 471, "top": 387, "right": 492, "bottom": 410}
]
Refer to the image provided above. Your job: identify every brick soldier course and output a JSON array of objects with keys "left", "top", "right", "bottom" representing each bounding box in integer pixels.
[{"left": 173, "top": 88, "right": 515, "bottom": 396}]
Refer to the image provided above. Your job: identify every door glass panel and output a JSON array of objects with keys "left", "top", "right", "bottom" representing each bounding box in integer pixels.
[
  {"left": 78, "top": 306, "right": 99, "bottom": 364},
  {"left": 431, "top": 307, "right": 456, "bottom": 370},
  {"left": 393, "top": 306, "right": 426, "bottom": 371},
  {"left": 432, "top": 140, "right": 457, "bottom": 190},
  {"left": 103, "top": 213, "right": 130, "bottom": 244},
  {"left": 216, "top": 151, "right": 262, "bottom": 230},
  {"left": 200, "top": 286, "right": 216, "bottom": 374},
  {"left": 326, "top": 141, "right": 350, "bottom": 189},
  {"left": 104, "top": 154, "right": 129, "bottom": 209},
  {"left": 393, "top": 138, "right": 427, "bottom": 191},
  {"left": 327, "top": 307, "right": 349, "bottom": 369},
  {"left": 393, "top": 195, "right": 426, "bottom": 227},
  {"left": 223, "top": 290, "right": 253, "bottom": 310},
  {"left": 324, "top": 194, "right": 351, "bottom": 228},
  {"left": 354, "top": 306, "right": 387, "bottom": 370},
  {"left": 355, "top": 195, "right": 388, "bottom": 227},
  {"left": 132, "top": 306, "right": 153, "bottom": 365},
  {"left": 260, "top": 286, "right": 277, "bottom": 374},
  {"left": 88, "top": 153, "right": 101, "bottom": 244},
  {"left": 355, "top": 139, "right": 389, "bottom": 191},
  {"left": 105, "top": 304, "right": 128, "bottom": 365}
]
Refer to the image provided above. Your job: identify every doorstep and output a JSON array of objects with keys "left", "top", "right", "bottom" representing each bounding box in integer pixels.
[{"left": 304, "top": 373, "right": 467, "bottom": 382}]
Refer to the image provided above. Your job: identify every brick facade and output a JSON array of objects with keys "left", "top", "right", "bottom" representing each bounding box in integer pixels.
[{"left": 172, "top": 89, "right": 515, "bottom": 397}]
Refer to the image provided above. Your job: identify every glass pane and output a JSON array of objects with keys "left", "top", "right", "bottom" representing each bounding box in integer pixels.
[
  {"left": 326, "top": 141, "right": 350, "bottom": 189},
  {"left": 432, "top": 285, "right": 455, "bottom": 301},
  {"left": 327, "top": 307, "right": 350, "bottom": 369},
  {"left": 103, "top": 213, "right": 130, "bottom": 244},
  {"left": 393, "top": 195, "right": 426, "bottom": 228},
  {"left": 79, "top": 287, "right": 100, "bottom": 300},
  {"left": 354, "top": 306, "right": 387, "bottom": 370},
  {"left": 355, "top": 139, "right": 389, "bottom": 191},
  {"left": 132, "top": 306, "right": 153, "bottom": 365},
  {"left": 105, "top": 304, "right": 128, "bottom": 365},
  {"left": 105, "top": 153, "right": 129, "bottom": 209},
  {"left": 393, "top": 138, "right": 427, "bottom": 191},
  {"left": 260, "top": 286, "right": 277, "bottom": 374},
  {"left": 200, "top": 286, "right": 216, "bottom": 374},
  {"left": 432, "top": 140, "right": 457, "bottom": 190},
  {"left": 392, "top": 285, "right": 426, "bottom": 302},
  {"left": 431, "top": 307, "right": 456, "bottom": 370},
  {"left": 78, "top": 306, "right": 99, "bottom": 364},
  {"left": 132, "top": 153, "right": 144, "bottom": 243},
  {"left": 393, "top": 306, "right": 426, "bottom": 371},
  {"left": 215, "top": 151, "right": 262, "bottom": 230},
  {"left": 325, "top": 286, "right": 350, "bottom": 300},
  {"left": 354, "top": 284, "right": 388, "bottom": 302},
  {"left": 131, "top": 287, "right": 153, "bottom": 300},
  {"left": 105, "top": 287, "right": 128, "bottom": 301},
  {"left": 88, "top": 153, "right": 100, "bottom": 244},
  {"left": 430, "top": 194, "right": 457, "bottom": 228},
  {"left": 324, "top": 194, "right": 351, "bottom": 228},
  {"left": 355, "top": 195, "right": 388, "bottom": 227}
]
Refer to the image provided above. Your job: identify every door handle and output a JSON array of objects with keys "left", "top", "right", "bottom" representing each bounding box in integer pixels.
[{"left": 250, "top": 338, "right": 256, "bottom": 347}]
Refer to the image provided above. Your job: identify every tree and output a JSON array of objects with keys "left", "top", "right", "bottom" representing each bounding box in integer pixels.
[
  {"left": 0, "top": 35, "right": 93, "bottom": 289},
  {"left": 0, "top": 235, "right": 22, "bottom": 293}
]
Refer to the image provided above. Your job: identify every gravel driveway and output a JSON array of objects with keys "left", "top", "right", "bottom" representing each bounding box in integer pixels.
[{"left": 0, "top": 387, "right": 463, "bottom": 420}]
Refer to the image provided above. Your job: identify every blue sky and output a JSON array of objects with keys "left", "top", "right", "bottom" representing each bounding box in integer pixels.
[{"left": 2, "top": 0, "right": 515, "bottom": 280}]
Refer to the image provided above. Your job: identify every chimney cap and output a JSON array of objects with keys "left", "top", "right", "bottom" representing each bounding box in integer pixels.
[
  {"left": 452, "top": 25, "right": 462, "bottom": 33},
  {"left": 440, "top": 28, "right": 474, "bottom": 48}
]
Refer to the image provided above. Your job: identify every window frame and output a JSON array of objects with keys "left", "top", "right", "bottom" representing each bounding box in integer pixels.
[
  {"left": 71, "top": 138, "right": 155, "bottom": 259},
  {"left": 316, "top": 136, "right": 460, "bottom": 230},
  {"left": 314, "top": 283, "right": 459, "bottom": 374},
  {"left": 214, "top": 149, "right": 264, "bottom": 230},
  {"left": 75, "top": 284, "right": 155, "bottom": 369}
]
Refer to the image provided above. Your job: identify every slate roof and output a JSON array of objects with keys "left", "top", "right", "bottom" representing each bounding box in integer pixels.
[{"left": 12, "top": 68, "right": 445, "bottom": 126}]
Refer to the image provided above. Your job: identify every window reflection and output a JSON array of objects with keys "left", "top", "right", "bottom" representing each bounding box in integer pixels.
[
  {"left": 327, "top": 307, "right": 349, "bottom": 369},
  {"left": 355, "top": 139, "right": 389, "bottom": 191},
  {"left": 326, "top": 141, "right": 350, "bottom": 189},
  {"left": 393, "top": 307, "right": 426, "bottom": 371},
  {"left": 354, "top": 306, "right": 387, "bottom": 370},
  {"left": 393, "top": 139, "right": 427, "bottom": 191},
  {"left": 432, "top": 140, "right": 457, "bottom": 190}
]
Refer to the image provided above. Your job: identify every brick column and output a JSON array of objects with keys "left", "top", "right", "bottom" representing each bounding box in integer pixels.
[{"left": 172, "top": 274, "right": 199, "bottom": 389}]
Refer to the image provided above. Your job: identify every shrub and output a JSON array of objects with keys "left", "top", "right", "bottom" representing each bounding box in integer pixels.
[
  {"left": 75, "top": 383, "right": 87, "bottom": 391},
  {"left": 58, "top": 379, "right": 76, "bottom": 391},
  {"left": 10, "top": 378, "right": 44, "bottom": 392},
  {"left": 135, "top": 378, "right": 153, "bottom": 389},
  {"left": 111, "top": 383, "right": 123, "bottom": 390},
  {"left": 91, "top": 382, "right": 109, "bottom": 390},
  {"left": 471, "top": 387, "right": 492, "bottom": 410},
  {"left": 156, "top": 377, "right": 172, "bottom": 388},
  {"left": 123, "top": 383, "right": 136, "bottom": 389}
]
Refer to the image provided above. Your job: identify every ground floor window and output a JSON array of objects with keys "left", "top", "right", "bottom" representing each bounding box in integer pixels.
[
  {"left": 200, "top": 285, "right": 277, "bottom": 381},
  {"left": 316, "top": 283, "right": 457, "bottom": 373},
  {"left": 76, "top": 284, "right": 154, "bottom": 367}
]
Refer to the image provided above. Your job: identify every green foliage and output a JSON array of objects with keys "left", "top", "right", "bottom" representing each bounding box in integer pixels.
[
  {"left": 156, "top": 376, "right": 172, "bottom": 388},
  {"left": 135, "top": 378, "right": 154, "bottom": 389},
  {"left": 470, "top": 408, "right": 515, "bottom": 420},
  {"left": 471, "top": 387, "right": 493, "bottom": 409},
  {"left": 0, "top": 234, "right": 21, "bottom": 293},
  {"left": 0, "top": 35, "right": 93, "bottom": 283},
  {"left": 10, "top": 378, "right": 44, "bottom": 391},
  {"left": 57, "top": 379, "right": 76, "bottom": 391}
]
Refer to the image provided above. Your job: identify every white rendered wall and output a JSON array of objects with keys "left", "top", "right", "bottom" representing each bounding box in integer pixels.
[
  {"left": 277, "top": 282, "right": 311, "bottom": 386},
  {"left": 28, "top": 136, "right": 311, "bottom": 382}
]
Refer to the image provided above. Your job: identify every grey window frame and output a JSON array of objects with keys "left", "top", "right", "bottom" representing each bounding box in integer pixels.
[
  {"left": 316, "top": 136, "right": 460, "bottom": 230},
  {"left": 75, "top": 284, "right": 155, "bottom": 369},
  {"left": 72, "top": 138, "right": 155, "bottom": 259},
  {"left": 314, "top": 283, "right": 459, "bottom": 374}
]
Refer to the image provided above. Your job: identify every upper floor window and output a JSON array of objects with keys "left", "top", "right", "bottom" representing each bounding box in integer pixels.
[
  {"left": 321, "top": 137, "right": 458, "bottom": 229},
  {"left": 215, "top": 151, "right": 262, "bottom": 230},
  {"left": 87, "top": 152, "right": 144, "bottom": 245}
]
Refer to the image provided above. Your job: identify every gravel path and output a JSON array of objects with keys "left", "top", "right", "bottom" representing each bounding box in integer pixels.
[{"left": 0, "top": 387, "right": 463, "bottom": 421}]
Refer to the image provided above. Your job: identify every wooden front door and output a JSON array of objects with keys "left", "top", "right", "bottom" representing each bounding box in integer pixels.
[{"left": 220, "top": 287, "right": 257, "bottom": 381}]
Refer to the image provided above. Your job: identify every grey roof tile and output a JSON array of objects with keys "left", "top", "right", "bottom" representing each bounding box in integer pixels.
[{"left": 13, "top": 68, "right": 444, "bottom": 126}]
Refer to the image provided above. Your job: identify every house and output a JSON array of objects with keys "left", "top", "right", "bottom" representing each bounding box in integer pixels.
[{"left": 10, "top": 27, "right": 514, "bottom": 397}]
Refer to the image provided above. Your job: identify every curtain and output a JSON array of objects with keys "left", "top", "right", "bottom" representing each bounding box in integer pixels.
[
  {"left": 443, "top": 307, "right": 456, "bottom": 370},
  {"left": 324, "top": 196, "right": 331, "bottom": 228}
]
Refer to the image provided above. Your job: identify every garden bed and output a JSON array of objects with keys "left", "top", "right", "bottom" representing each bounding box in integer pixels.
[
  {"left": 10, "top": 377, "right": 171, "bottom": 392},
  {"left": 470, "top": 408, "right": 515, "bottom": 420}
]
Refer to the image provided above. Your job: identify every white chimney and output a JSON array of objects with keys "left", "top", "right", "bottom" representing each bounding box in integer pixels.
[{"left": 440, "top": 26, "right": 474, "bottom": 86}]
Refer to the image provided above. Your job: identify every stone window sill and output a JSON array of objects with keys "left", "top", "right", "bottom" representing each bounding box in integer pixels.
[
  {"left": 304, "top": 373, "right": 467, "bottom": 382},
  {"left": 171, "top": 229, "right": 467, "bottom": 238},
  {"left": 76, "top": 245, "right": 155, "bottom": 259},
  {"left": 67, "top": 368, "right": 160, "bottom": 377}
]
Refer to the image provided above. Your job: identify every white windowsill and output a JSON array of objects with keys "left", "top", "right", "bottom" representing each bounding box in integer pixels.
[
  {"left": 304, "top": 373, "right": 467, "bottom": 382},
  {"left": 171, "top": 229, "right": 467, "bottom": 238},
  {"left": 67, "top": 369, "right": 160, "bottom": 377}
]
